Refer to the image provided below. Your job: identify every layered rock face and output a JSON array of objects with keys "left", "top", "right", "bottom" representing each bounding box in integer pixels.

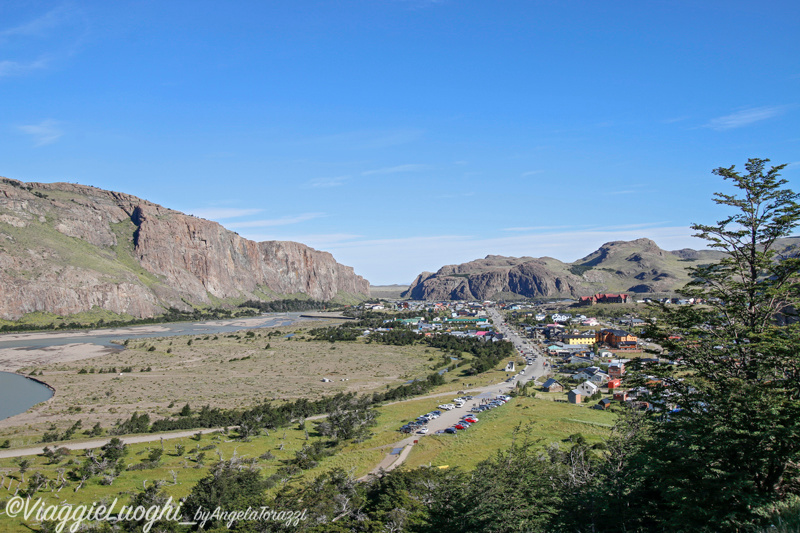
[
  {"left": 403, "top": 238, "right": 727, "bottom": 301},
  {"left": 405, "top": 259, "right": 580, "bottom": 301},
  {"left": 0, "top": 178, "right": 369, "bottom": 319}
]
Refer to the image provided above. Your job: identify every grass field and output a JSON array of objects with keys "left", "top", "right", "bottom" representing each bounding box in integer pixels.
[
  {"left": 403, "top": 395, "right": 616, "bottom": 470},
  {"left": 0, "top": 391, "right": 620, "bottom": 532},
  {"left": 0, "top": 317, "right": 622, "bottom": 531}
]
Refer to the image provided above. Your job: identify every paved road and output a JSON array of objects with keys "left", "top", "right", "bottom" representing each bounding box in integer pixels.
[
  {"left": 362, "top": 307, "right": 550, "bottom": 479},
  {"left": 487, "top": 307, "right": 549, "bottom": 386}
]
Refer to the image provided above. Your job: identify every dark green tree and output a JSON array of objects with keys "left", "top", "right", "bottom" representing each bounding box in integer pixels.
[
  {"left": 183, "top": 460, "right": 268, "bottom": 530},
  {"left": 101, "top": 437, "right": 127, "bottom": 462},
  {"left": 450, "top": 436, "right": 568, "bottom": 533},
  {"left": 639, "top": 158, "right": 800, "bottom": 530},
  {"left": 123, "top": 480, "right": 178, "bottom": 532},
  {"left": 314, "top": 397, "right": 377, "bottom": 443}
]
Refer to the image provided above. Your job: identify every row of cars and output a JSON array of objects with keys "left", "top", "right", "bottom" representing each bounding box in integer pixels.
[
  {"left": 399, "top": 409, "right": 443, "bottom": 434},
  {"left": 442, "top": 414, "right": 479, "bottom": 434},
  {"left": 398, "top": 395, "right": 513, "bottom": 435},
  {"left": 438, "top": 395, "right": 474, "bottom": 411},
  {"left": 440, "top": 395, "right": 512, "bottom": 434}
]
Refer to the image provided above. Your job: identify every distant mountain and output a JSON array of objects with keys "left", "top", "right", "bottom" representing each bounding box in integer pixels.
[
  {"left": 402, "top": 238, "right": 737, "bottom": 301},
  {"left": 0, "top": 178, "right": 369, "bottom": 320},
  {"left": 369, "top": 285, "right": 409, "bottom": 300}
]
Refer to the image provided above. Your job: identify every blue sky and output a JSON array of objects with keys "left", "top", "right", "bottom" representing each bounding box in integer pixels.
[{"left": 1, "top": 1, "right": 799, "bottom": 284}]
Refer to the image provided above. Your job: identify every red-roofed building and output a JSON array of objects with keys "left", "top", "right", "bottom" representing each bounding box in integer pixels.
[{"left": 578, "top": 293, "right": 629, "bottom": 306}]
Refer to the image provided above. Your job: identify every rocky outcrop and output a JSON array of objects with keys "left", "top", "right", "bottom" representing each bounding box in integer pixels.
[
  {"left": 0, "top": 178, "right": 369, "bottom": 319},
  {"left": 402, "top": 238, "right": 727, "bottom": 300}
]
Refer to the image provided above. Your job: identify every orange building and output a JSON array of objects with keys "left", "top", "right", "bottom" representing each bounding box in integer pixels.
[{"left": 596, "top": 329, "right": 638, "bottom": 350}]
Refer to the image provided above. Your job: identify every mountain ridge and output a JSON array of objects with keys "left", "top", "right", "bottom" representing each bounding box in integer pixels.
[
  {"left": 402, "top": 237, "right": 737, "bottom": 300},
  {"left": 0, "top": 178, "right": 369, "bottom": 320}
]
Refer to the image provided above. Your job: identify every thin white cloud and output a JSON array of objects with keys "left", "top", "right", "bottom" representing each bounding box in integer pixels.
[
  {"left": 504, "top": 225, "right": 580, "bottom": 232},
  {"left": 362, "top": 164, "right": 430, "bottom": 176},
  {"left": 604, "top": 190, "right": 635, "bottom": 195},
  {"left": 243, "top": 233, "right": 364, "bottom": 247},
  {"left": 0, "top": 57, "right": 49, "bottom": 77},
  {"left": 191, "top": 208, "right": 263, "bottom": 220},
  {"left": 0, "top": 6, "right": 72, "bottom": 39},
  {"left": 19, "top": 119, "right": 63, "bottom": 146},
  {"left": 0, "top": 5, "right": 87, "bottom": 79},
  {"left": 305, "top": 176, "right": 349, "bottom": 188},
  {"left": 521, "top": 170, "right": 543, "bottom": 177},
  {"left": 225, "top": 212, "right": 325, "bottom": 229},
  {"left": 601, "top": 222, "right": 672, "bottom": 231},
  {"left": 706, "top": 106, "right": 791, "bottom": 130},
  {"left": 320, "top": 226, "right": 708, "bottom": 285}
]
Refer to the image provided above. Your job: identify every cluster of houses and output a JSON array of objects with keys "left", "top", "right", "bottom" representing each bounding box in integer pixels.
[
  {"left": 542, "top": 360, "right": 661, "bottom": 410},
  {"left": 358, "top": 298, "right": 672, "bottom": 411},
  {"left": 542, "top": 360, "right": 626, "bottom": 404},
  {"left": 359, "top": 300, "right": 509, "bottom": 342}
]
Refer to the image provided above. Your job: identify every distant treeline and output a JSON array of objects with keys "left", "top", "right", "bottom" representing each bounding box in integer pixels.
[
  {"left": 310, "top": 322, "right": 514, "bottom": 375},
  {"left": 341, "top": 309, "right": 442, "bottom": 327},
  {"left": 373, "top": 330, "right": 514, "bottom": 374},
  {"left": 112, "top": 371, "right": 447, "bottom": 435},
  {"left": 238, "top": 298, "right": 344, "bottom": 313},
  {"left": 0, "top": 306, "right": 258, "bottom": 333}
]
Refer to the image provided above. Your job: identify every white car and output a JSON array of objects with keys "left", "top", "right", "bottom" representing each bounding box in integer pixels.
[{"left": 418, "top": 427, "right": 429, "bottom": 434}]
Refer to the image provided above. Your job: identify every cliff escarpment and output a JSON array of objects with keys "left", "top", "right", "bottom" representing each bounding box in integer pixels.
[
  {"left": 402, "top": 238, "right": 733, "bottom": 300},
  {"left": 0, "top": 178, "right": 369, "bottom": 319}
]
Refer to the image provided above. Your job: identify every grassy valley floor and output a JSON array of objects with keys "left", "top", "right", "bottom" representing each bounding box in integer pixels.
[
  {"left": 0, "top": 394, "right": 618, "bottom": 533},
  {"left": 0, "top": 321, "right": 437, "bottom": 441}
]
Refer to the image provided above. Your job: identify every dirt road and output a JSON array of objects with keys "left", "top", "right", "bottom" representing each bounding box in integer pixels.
[{"left": 0, "top": 427, "right": 223, "bottom": 459}]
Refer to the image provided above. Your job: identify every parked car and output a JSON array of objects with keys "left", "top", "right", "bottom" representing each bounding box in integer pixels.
[
  {"left": 418, "top": 427, "right": 429, "bottom": 434},
  {"left": 445, "top": 428, "right": 457, "bottom": 434}
]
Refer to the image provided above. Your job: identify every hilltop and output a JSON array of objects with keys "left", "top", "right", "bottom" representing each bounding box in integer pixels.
[{"left": 402, "top": 237, "right": 800, "bottom": 300}]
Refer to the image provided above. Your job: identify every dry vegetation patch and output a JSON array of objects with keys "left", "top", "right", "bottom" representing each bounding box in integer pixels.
[{"left": 0, "top": 323, "right": 435, "bottom": 439}]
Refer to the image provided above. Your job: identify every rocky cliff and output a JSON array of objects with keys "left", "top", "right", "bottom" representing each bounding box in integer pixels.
[
  {"left": 0, "top": 178, "right": 369, "bottom": 319},
  {"left": 403, "top": 238, "right": 728, "bottom": 300}
]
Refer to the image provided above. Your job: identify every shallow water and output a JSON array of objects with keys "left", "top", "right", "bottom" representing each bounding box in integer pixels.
[{"left": 0, "top": 371, "right": 54, "bottom": 421}]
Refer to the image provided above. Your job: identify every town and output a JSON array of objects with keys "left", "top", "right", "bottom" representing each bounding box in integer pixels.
[{"left": 351, "top": 293, "right": 683, "bottom": 412}]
